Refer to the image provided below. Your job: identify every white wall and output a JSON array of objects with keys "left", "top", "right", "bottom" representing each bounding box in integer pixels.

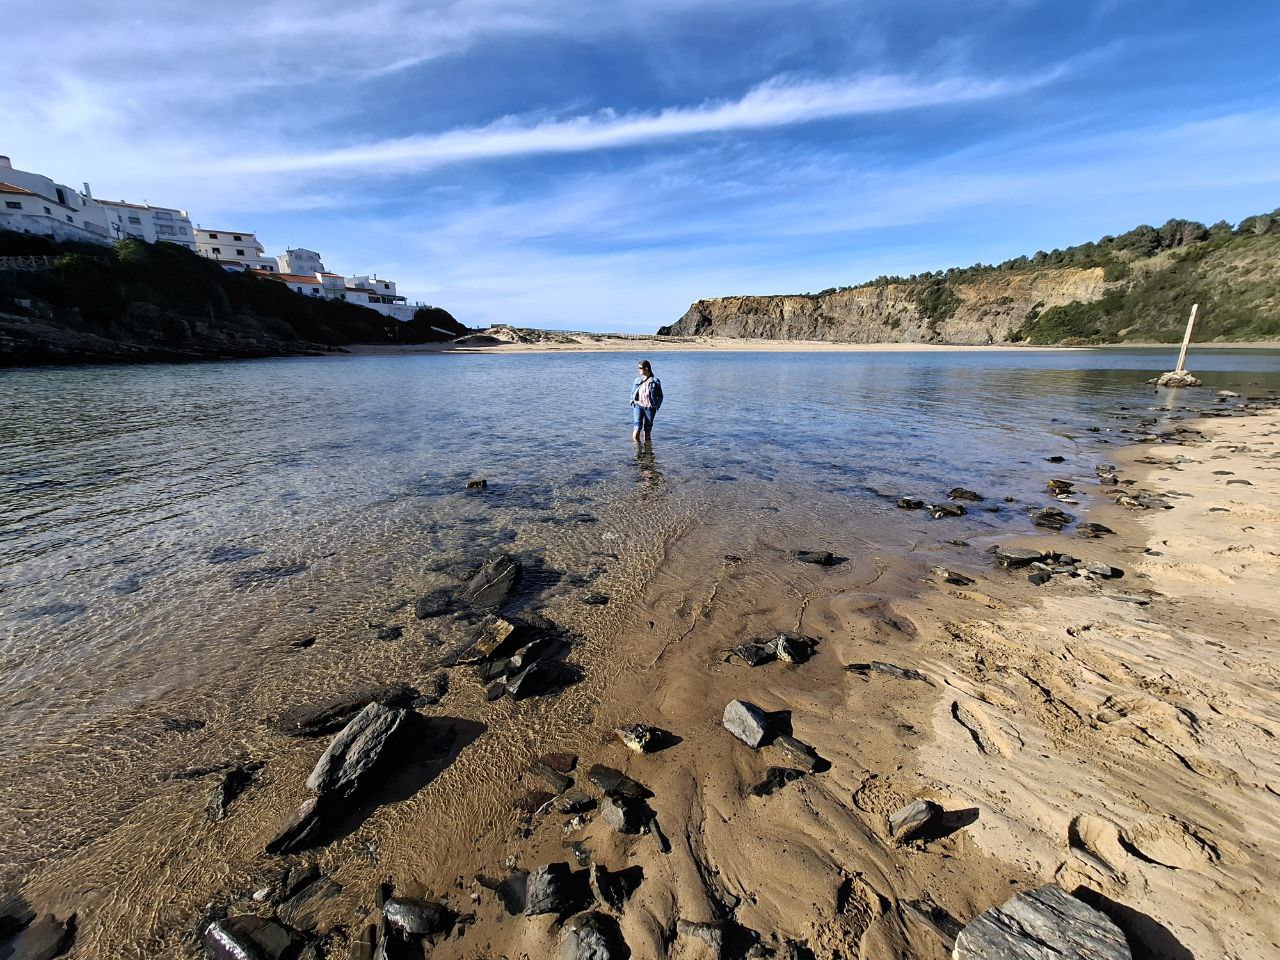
[{"left": 0, "top": 157, "right": 110, "bottom": 240}]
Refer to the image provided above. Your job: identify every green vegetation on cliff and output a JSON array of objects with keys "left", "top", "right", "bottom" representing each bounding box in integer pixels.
[
  {"left": 0, "top": 231, "right": 465, "bottom": 365},
  {"left": 668, "top": 208, "right": 1280, "bottom": 345}
]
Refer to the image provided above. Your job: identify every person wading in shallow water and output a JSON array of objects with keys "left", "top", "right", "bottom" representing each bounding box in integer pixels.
[{"left": 630, "top": 359, "right": 664, "bottom": 444}]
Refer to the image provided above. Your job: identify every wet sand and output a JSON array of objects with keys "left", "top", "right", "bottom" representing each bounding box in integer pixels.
[{"left": 7, "top": 403, "right": 1280, "bottom": 959}]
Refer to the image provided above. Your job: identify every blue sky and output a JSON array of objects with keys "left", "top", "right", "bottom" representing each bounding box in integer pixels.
[{"left": 3, "top": 0, "right": 1279, "bottom": 331}]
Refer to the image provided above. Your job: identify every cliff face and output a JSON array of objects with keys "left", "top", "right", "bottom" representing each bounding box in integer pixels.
[{"left": 660, "top": 268, "right": 1108, "bottom": 344}]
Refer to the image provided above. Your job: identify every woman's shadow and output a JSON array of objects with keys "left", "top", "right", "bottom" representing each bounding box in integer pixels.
[{"left": 634, "top": 441, "right": 665, "bottom": 496}]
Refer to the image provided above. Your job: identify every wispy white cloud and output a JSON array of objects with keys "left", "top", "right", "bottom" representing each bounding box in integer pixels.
[{"left": 210, "top": 71, "right": 1042, "bottom": 176}]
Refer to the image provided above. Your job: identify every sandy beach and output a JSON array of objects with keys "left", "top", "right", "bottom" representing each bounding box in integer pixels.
[
  {"left": 342, "top": 335, "right": 1280, "bottom": 357},
  {"left": 6, "top": 395, "right": 1280, "bottom": 960}
]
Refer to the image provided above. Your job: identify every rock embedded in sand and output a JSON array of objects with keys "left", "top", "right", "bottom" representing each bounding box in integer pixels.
[
  {"left": 1076, "top": 522, "right": 1114, "bottom": 538},
  {"left": 553, "top": 791, "right": 596, "bottom": 814},
  {"left": 205, "top": 760, "right": 264, "bottom": 822},
  {"left": 586, "top": 764, "right": 650, "bottom": 799},
  {"left": 770, "top": 734, "right": 820, "bottom": 773},
  {"left": 265, "top": 796, "right": 324, "bottom": 855},
  {"left": 772, "top": 633, "right": 816, "bottom": 664},
  {"left": 888, "top": 798, "right": 940, "bottom": 841},
  {"left": 948, "top": 487, "right": 985, "bottom": 502},
  {"left": 531, "top": 760, "right": 573, "bottom": 793},
  {"left": 676, "top": 919, "right": 725, "bottom": 954},
  {"left": 896, "top": 496, "right": 926, "bottom": 510},
  {"left": 560, "top": 911, "right": 625, "bottom": 960},
  {"left": 722, "top": 699, "right": 769, "bottom": 748},
  {"left": 382, "top": 898, "right": 456, "bottom": 941},
  {"left": 792, "top": 550, "right": 836, "bottom": 566},
  {"left": 928, "top": 503, "right": 966, "bottom": 519},
  {"left": 932, "top": 566, "right": 975, "bottom": 587},
  {"left": 846, "top": 661, "right": 929, "bottom": 683},
  {"left": 204, "top": 915, "right": 298, "bottom": 960},
  {"left": 732, "top": 642, "right": 776, "bottom": 667},
  {"left": 1031, "top": 506, "right": 1074, "bottom": 530},
  {"left": 751, "top": 767, "right": 805, "bottom": 797},
  {"left": 993, "top": 546, "right": 1044, "bottom": 569},
  {"left": 305, "top": 702, "right": 408, "bottom": 796},
  {"left": 601, "top": 795, "right": 649, "bottom": 834},
  {"left": 525, "top": 862, "right": 575, "bottom": 916},
  {"left": 952, "top": 884, "right": 1131, "bottom": 960},
  {"left": 1028, "top": 571, "right": 1052, "bottom": 586},
  {"left": 588, "top": 863, "right": 640, "bottom": 913},
  {"left": 615, "top": 723, "right": 661, "bottom": 753}
]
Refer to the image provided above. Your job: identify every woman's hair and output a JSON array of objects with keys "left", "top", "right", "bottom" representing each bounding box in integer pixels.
[{"left": 638, "top": 360, "right": 653, "bottom": 375}]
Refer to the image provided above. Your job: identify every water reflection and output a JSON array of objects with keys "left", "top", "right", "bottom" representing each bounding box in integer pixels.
[{"left": 634, "top": 441, "right": 665, "bottom": 496}]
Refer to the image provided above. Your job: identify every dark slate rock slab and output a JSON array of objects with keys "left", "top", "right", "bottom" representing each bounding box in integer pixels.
[
  {"left": 952, "top": 885, "right": 1131, "bottom": 960},
  {"left": 305, "top": 702, "right": 408, "bottom": 796}
]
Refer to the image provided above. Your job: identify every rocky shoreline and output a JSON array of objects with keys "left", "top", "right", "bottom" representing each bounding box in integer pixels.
[{"left": 4, "top": 391, "right": 1280, "bottom": 960}]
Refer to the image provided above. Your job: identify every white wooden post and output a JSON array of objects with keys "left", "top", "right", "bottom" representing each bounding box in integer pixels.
[{"left": 1175, "top": 303, "right": 1198, "bottom": 373}]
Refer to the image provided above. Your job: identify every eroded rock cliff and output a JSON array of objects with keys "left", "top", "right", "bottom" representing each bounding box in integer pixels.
[{"left": 660, "top": 268, "right": 1107, "bottom": 345}]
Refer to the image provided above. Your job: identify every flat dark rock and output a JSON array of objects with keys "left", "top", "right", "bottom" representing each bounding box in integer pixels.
[
  {"left": 305, "top": 702, "right": 409, "bottom": 796},
  {"left": 948, "top": 487, "right": 984, "bottom": 502},
  {"left": 443, "top": 615, "right": 526, "bottom": 666},
  {"left": 896, "top": 496, "right": 925, "bottom": 510},
  {"left": 203, "top": 915, "right": 297, "bottom": 960},
  {"left": 731, "top": 642, "right": 776, "bottom": 667},
  {"left": 770, "top": 734, "right": 820, "bottom": 773},
  {"left": 793, "top": 550, "right": 836, "bottom": 566},
  {"left": 382, "top": 898, "right": 456, "bottom": 941},
  {"left": 205, "top": 760, "right": 264, "bottom": 821},
  {"left": 457, "top": 554, "right": 521, "bottom": 609},
  {"left": 271, "top": 684, "right": 415, "bottom": 737},
  {"left": 928, "top": 503, "right": 966, "bottom": 519},
  {"left": 265, "top": 796, "right": 324, "bottom": 855},
  {"left": 2, "top": 913, "right": 75, "bottom": 960},
  {"left": 993, "top": 546, "right": 1044, "bottom": 568},
  {"left": 751, "top": 766, "right": 805, "bottom": 797},
  {"left": 530, "top": 760, "right": 573, "bottom": 793},
  {"left": 586, "top": 764, "right": 650, "bottom": 799},
  {"left": 952, "top": 885, "right": 1131, "bottom": 960}
]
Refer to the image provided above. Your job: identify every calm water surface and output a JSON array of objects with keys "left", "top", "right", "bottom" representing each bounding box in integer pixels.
[{"left": 3, "top": 347, "right": 1280, "bottom": 731}]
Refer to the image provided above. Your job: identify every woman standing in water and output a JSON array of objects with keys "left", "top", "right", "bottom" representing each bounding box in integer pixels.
[{"left": 630, "top": 359, "right": 663, "bottom": 443}]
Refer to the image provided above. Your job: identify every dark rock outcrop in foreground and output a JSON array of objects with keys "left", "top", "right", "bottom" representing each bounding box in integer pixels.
[
  {"left": 0, "top": 230, "right": 466, "bottom": 366},
  {"left": 952, "top": 885, "right": 1131, "bottom": 959}
]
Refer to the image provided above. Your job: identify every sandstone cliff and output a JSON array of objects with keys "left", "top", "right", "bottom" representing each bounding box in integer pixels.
[
  {"left": 661, "top": 268, "right": 1107, "bottom": 345},
  {"left": 660, "top": 215, "right": 1280, "bottom": 344}
]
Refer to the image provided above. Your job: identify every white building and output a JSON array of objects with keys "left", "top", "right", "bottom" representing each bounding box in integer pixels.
[
  {"left": 276, "top": 247, "right": 326, "bottom": 275},
  {"left": 0, "top": 155, "right": 111, "bottom": 245},
  {"left": 194, "top": 227, "right": 277, "bottom": 271},
  {"left": 97, "top": 199, "right": 196, "bottom": 250},
  {"left": 344, "top": 275, "right": 414, "bottom": 321}
]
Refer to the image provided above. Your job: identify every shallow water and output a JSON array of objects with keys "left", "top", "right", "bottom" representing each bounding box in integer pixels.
[{"left": 1, "top": 346, "right": 1279, "bottom": 887}]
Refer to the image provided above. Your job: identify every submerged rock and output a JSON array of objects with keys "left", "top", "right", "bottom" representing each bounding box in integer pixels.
[
  {"left": 272, "top": 685, "right": 415, "bottom": 737},
  {"left": 952, "top": 885, "right": 1130, "bottom": 959},
  {"left": 204, "top": 915, "right": 297, "bottom": 960},
  {"left": 948, "top": 487, "right": 985, "bottom": 502},
  {"left": 466, "top": 478, "right": 488, "bottom": 490},
  {"left": 723, "top": 700, "right": 769, "bottom": 748},
  {"left": 1031, "top": 506, "right": 1074, "bottom": 530},
  {"left": 3, "top": 913, "right": 75, "bottom": 960},
  {"left": 382, "top": 898, "right": 456, "bottom": 941},
  {"left": 305, "top": 702, "right": 408, "bottom": 796},
  {"left": 928, "top": 503, "right": 966, "bottom": 519},
  {"left": 206, "top": 761, "right": 264, "bottom": 822},
  {"left": 792, "top": 550, "right": 836, "bottom": 566},
  {"left": 458, "top": 554, "right": 521, "bottom": 609},
  {"left": 445, "top": 615, "right": 526, "bottom": 666},
  {"left": 530, "top": 759, "right": 573, "bottom": 793},
  {"left": 265, "top": 797, "right": 325, "bottom": 856}
]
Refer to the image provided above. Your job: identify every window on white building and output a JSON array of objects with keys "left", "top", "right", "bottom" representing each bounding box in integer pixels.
[
  {"left": 236, "top": 249, "right": 245, "bottom": 256},
  {"left": 4, "top": 200, "right": 20, "bottom": 209},
  {"left": 208, "top": 232, "right": 218, "bottom": 238},
  {"left": 66, "top": 215, "right": 73, "bottom": 222},
  {"left": 128, "top": 216, "right": 142, "bottom": 224},
  {"left": 212, "top": 247, "right": 221, "bottom": 254},
  {"left": 44, "top": 206, "right": 51, "bottom": 215},
  {"left": 233, "top": 235, "right": 242, "bottom": 241}
]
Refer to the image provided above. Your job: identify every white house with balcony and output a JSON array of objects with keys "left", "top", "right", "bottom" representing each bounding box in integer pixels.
[
  {"left": 345, "top": 275, "right": 414, "bottom": 320},
  {"left": 96, "top": 199, "right": 196, "bottom": 250},
  {"left": 0, "top": 155, "right": 111, "bottom": 245},
  {"left": 194, "top": 227, "right": 277, "bottom": 271},
  {"left": 276, "top": 248, "right": 327, "bottom": 275}
]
